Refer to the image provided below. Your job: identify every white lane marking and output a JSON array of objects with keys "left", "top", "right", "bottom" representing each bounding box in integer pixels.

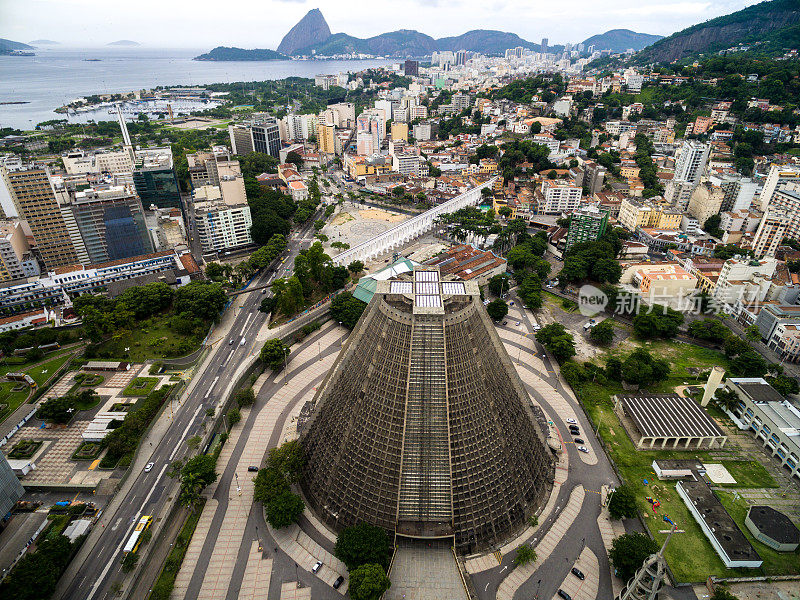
[
  {"left": 223, "top": 350, "right": 234, "bottom": 366},
  {"left": 110, "top": 518, "right": 121, "bottom": 531},
  {"left": 85, "top": 464, "right": 169, "bottom": 600},
  {"left": 204, "top": 376, "right": 219, "bottom": 399},
  {"left": 170, "top": 405, "right": 203, "bottom": 461},
  {"left": 240, "top": 312, "right": 253, "bottom": 335}
]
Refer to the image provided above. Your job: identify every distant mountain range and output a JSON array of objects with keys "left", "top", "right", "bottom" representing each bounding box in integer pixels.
[
  {"left": 29, "top": 39, "right": 59, "bottom": 45},
  {"left": 580, "top": 29, "right": 662, "bottom": 54},
  {"left": 107, "top": 40, "right": 140, "bottom": 47},
  {"left": 0, "top": 38, "right": 34, "bottom": 55},
  {"left": 634, "top": 0, "right": 800, "bottom": 63},
  {"left": 196, "top": 8, "right": 658, "bottom": 60}
]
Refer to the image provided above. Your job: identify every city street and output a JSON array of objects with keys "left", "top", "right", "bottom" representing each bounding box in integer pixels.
[{"left": 54, "top": 219, "right": 318, "bottom": 600}]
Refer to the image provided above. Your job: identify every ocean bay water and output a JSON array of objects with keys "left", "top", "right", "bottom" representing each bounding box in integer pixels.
[{"left": 0, "top": 47, "right": 390, "bottom": 129}]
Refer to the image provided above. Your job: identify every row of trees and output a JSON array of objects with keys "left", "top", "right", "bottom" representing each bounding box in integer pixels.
[
  {"left": 333, "top": 523, "right": 392, "bottom": 600},
  {"left": 75, "top": 281, "right": 227, "bottom": 345},
  {"left": 253, "top": 441, "right": 306, "bottom": 529}
]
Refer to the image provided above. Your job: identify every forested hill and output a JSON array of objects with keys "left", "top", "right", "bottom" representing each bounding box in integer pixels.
[{"left": 634, "top": 0, "right": 800, "bottom": 63}]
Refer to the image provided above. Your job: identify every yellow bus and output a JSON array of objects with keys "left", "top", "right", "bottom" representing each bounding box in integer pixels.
[{"left": 123, "top": 515, "right": 152, "bottom": 554}]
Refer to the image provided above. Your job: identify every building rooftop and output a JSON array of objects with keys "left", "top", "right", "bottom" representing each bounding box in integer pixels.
[
  {"left": 746, "top": 505, "right": 800, "bottom": 545},
  {"left": 679, "top": 478, "right": 761, "bottom": 565},
  {"left": 620, "top": 393, "right": 724, "bottom": 439}
]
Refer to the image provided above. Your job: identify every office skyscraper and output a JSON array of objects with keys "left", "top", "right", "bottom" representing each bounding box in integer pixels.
[
  {"left": 70, "top": 187, "right": 153, "bottom": 264},
  {"left": 301, "top": 267, "right": 553, "bottom": 554},
  {"left": 541, "top": 38, "right": 549, "bottom": 52},
  {"left": 132, "top": 148, "right": 182, "bottom": 211},
  {"left": 1, "top": 165, "right": 79, "bottom": 271}
]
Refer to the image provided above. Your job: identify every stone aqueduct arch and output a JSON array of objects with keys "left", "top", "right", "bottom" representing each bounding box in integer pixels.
[{"left": 332, "top": 177, "right": 498, "bottom": 266}]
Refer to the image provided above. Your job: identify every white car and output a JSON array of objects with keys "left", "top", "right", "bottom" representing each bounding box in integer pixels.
[
  {"left": 566, "top": 418, "right": 578, "bottom": 425},
  {"left": 312, "top": 560, "right": 323, "bottom": 573},
  {"left": 240, "top": 337, "right": 246, "bottom": 346},
  {"left": 577, "top": 446, "right": 589, "bottom": 453},
  {"left": 145, "top": 462, "right": 154, "bottom": 472}
]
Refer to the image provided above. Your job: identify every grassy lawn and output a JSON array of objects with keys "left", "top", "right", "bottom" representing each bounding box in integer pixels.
[
  {"left": 717, "top": 461, "right": 779, "bottom": 489},
  {"left": 717, "top": 491, "right": 800, "bottom": 575},
  {"left": 122, "top": 377, "right": 159, "bottom": 397},
  {"left": 94, "top": 315, "right": 205, "bottom": 362},
  {"left": 0, "top": 351, "right": 75, "bottom": 424},
  {"left": 573, "top": 339, "right": 788, "bottom": 582},
  {"left": 149, "top": 499, "right": 206, "bottom": 600},
  {"left": 0, "top": 382, "right": 32, "bottom": 423}
]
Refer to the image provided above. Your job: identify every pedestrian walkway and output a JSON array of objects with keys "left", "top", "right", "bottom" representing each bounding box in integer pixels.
[
  {"left": 237, "top": 541, "right": 272, "bottom": 600},
  {"left": 596, "top": 508, "right": 625, "bottom": 598},
  {"left": 279, "top": 582, "right": 311, "bottom": 599},
  {"left": 175, "top": 326, "right": 343, "bottom": 600},
  {"left": 496, "top": 485, "right": 585, "bottom": 600},
  {"left": 268, "top": 521, "right": 349, "bottom": 594},
  {"left": 172, "top": 499, "right": 219, "bottom": 599},
  {"left": 550, "top": 547, "right": 599, "bottom": 600}
]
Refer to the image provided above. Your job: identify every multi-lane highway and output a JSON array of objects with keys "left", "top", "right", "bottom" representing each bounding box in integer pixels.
[{"left": 55, "top": 222, "right": 316, "bottom": 600}]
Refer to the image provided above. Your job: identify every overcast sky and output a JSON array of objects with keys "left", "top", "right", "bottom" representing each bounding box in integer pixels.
[{"left": 1, "top": 0, "right": 761, "bottom": 48}]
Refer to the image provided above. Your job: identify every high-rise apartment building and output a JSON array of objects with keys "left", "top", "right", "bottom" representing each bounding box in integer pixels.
[
  {"left": 539, "top": 180, "right": 582, "bottom": 214},
  {"left": 192, "top": 185, "right": 253, "bottom": 254},
  {"left": 687, "top": 181, "right": 725, "bottom": 226},
  {"left": 759, "top": 164, "right": 800, "bottom": 211},
  {"left": 769, "top": 183, "right": 800, "bottom": 241},
  {"left": 565, "top": 205, "right": 609, "bottom": 250},
  {"left": 582, "top": 161, "right": 607, "bottom": 196},
  {"left": 69, "top": 186, "right": 153, "bottom": 265},
  {"left": 541, "top": 38, "right": 549, "bottom": 52},
  {"left": 1, "top": 165, "right": 79, "bottom": 271},
  {"left": 317, "top": 121, "right": 337, "bottom": 156},
  {"left": 404, "top": 59, "right": 419, "bottom": 77},
  {"left": 751, "top": 209, "right": 790, "bottom": 258},
  {"left": 673, "top": 140, "right": 711, "bottom": 184}
]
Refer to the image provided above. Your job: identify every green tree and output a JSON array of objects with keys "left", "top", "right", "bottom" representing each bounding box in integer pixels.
[
  {"left": 714, "top": 388, "right": 740, "bottom": 411},
  {"left": 745, "top": 325, "right": 761, "bottom": 342},
  {"left": 227, "top": 406, "right": 241, "bottom": 429},
  {"left": 535, "top": 323, "right": 576, "bottom": 362},
  {"left": 348, "top": 260, "right": 365, "bottom": 275},
  {"left": 265, "top": 490, "right": 304, "bottom": 528},
  {"left": 590, "top": 320, "right": 614, "bottom": 345},
  {"left": 687, "top": 318, "right": 729, "bottom": 342},
  {"left": 514, "top": 544, "right": 537, "bottom": 567},
  {"left": 487, "top": 299, "right": 509, "bottom": 321},
  {"left": 330, "top": 292, "right": 367, "bottom": 329},
  {"left": 267, "top": 439, "right": 305, "bottom": 483},
  {"left": 348, "top": 563, "right": 391, "bottom": 600},
  {"left": 285, "top": 150, "right": 304, "bottom": 169},
  {"left": 253, "top": 467, "right": 289, "bottom": 504},
  {"left": 711, "top": 586, "right": 741, "bottom": 600},
  {"left": 260, "top": 339, "right": 290, "bottom": 370},
  {"left": 259, "top": 296, "right": 276, "bottom": 314},
  {"left": 608, "top": 484, "right": 638, "bottom": 519},
  {"left": 488, "top": 273, "right": 512, "bottom": 297},
  {"left": 179, "top": 455, "right": 218, "bottom": 510},
  {"left": 121, "top": 552, "right": 139, "bottom": 572},
  {"left": 498, "top": 206, "right": 512, "bottom": 218},
  {"left": 36, "top": 396, "right": 75, "bottom": 424},
  {"left": 334, "top": 523, "right": 392, "bottom": 571},
  {"left": 620, "top": 348, "right": 671, "bottom": 388},
  {"left": 608, "top": 533, "right": 659, "bottom": 582},
  {"left": 173, "top": 281, "right": 227, "bottom": 322},
  {"left": 767, "top": 373, "right": 799, "bottom": 397},
  {"left": 730, "top": 350, "right": 769, "bottom": 378},
  {"left": 632, "top": 305, "right": 684, "bottom": 339},
  {"left": 234, "top": 387, "right": 255, "bottom": 407}
]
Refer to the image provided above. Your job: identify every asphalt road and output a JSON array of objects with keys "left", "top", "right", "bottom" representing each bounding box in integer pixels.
[
  {"left": 58, "top": 221, "right": 317, "bottom": 600},
  {"left": 470, "top": 289, "right": 620, "bottom": 600}
]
